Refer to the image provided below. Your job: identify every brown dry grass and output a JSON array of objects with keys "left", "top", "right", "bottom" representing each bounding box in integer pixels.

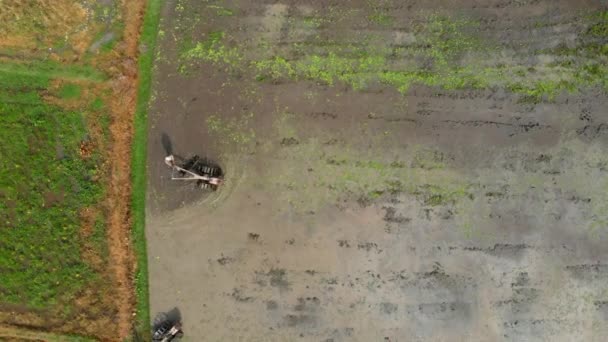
[
  {"left": 100, "top": 0, "right": 148, "bottom": 339},
  {"left": 0, "top": 324, "right": 62, "bottom": 341},
  {"left": 0, "top": 0, "right": 91, "bottom": 53},
  {"left": 79, "top": 207, "right": 105, "bottom": 271}
]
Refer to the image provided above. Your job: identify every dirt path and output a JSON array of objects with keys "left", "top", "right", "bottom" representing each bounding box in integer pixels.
[
  {"left": 146, "top": 0, "right": 608, "bottom": 341},
  {"left": 104, "top": 0, "right": 146, "bottom": 338}
]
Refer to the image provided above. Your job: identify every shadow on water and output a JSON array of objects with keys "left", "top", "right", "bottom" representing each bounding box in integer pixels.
[{"left": 161, "top": 132, "right": 173, "bottom": 156}]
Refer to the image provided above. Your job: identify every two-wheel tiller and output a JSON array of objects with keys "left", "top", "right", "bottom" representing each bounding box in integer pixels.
[{"left": 164, "top": 154, "right": 223, "bottom": 190}]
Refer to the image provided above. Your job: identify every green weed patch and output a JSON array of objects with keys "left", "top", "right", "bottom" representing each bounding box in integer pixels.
[
  {"left": 587, "top": 11, "right": 608, "bottom": 37},
  {"left": 59, "top": 83, "right": 83, "bottom": 99},
  {"left": 179, "top": 31, "right": 243, "bottom": 73},
  {"left": 180, "top": 12, "right": 607, "bottom": 99}
]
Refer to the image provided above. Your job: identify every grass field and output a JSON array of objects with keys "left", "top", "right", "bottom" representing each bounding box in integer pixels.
[
  {"left": 0, "top": 0, "right": 148, "bottom": 340},
  {"left": 0, "top": 61, "right": 107, "bottom": 309},
  {"left": 0, "top": 61, "right": 115, "bottom": 339}
]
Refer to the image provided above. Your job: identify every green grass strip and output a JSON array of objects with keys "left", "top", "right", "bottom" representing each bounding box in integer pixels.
[
  {"left": 0, "top": 59, "right": 106, "bottom": 82},
  {"left": 132, "top": 0, "right": 162, "bottom": 338}
]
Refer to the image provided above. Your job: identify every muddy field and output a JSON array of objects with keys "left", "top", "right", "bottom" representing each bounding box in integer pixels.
[{"left": 146, "top": 0, "right": 608, "bottom": 341}]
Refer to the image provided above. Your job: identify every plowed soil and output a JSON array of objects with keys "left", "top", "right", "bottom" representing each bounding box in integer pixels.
[{"left": 147, "top": 0, "right": 608, "bottom": 341}]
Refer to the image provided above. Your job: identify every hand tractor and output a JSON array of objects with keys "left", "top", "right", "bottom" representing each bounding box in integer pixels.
[
  {"left": 152, "top": 321, "right": 183, "bottom": 342},
  {"left": 164, "top": 154, "right": 223, "bottom": 190}
]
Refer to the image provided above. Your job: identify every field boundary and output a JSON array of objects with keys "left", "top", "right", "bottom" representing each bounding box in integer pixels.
[{"left": 132, "top": 0, "right": 163, "bottom": 337}]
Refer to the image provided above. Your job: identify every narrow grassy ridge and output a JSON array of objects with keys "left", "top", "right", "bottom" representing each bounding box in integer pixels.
[{"left": 131, "top": 0, "right": 163, "bottom": 337}]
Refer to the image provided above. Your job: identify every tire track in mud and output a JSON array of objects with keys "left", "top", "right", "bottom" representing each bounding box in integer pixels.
[
  {"left": 368, "top": 114, "right": 554, "bottom": 137},
  {"left": 392, "top": 87, "right": 608, "bottom": 143}
]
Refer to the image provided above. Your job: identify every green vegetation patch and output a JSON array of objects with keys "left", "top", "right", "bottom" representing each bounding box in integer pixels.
[
  {"left": 207, "top": 5, "right": 235, "bottom": 17},
  {"left": 262, "top": 114, "right": 472, "bottom": 212},
  {"left": 207, "top": 112, "right": 256, "bottom": 150},
  {"left": 0, "top": 59, "right": 106, "bottom": 82},
  {"left": 366, "top": 0, "right": 394, "bottom": 26},
  {"left": 272, "top": 144, "right": 472, "bottom": 213},
  {"left": 0, "top": 67, "right": 103, "bottom": 309},
  {"left": 179, "top": 31, "right": 243, "bottom": 73},
  {"left": 59, "top": 83, "right": 83, "bottom": 99},
  {"left": 179, "top": 11, "right": 608, "bottom": 99},
  {"left": 587, "top": 11, "right": 608, "bottom": 37}
]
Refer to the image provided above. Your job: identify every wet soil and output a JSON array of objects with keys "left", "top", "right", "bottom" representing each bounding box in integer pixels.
[{"left": 147, "top": 0, "right": 608, "bottom": 341}]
